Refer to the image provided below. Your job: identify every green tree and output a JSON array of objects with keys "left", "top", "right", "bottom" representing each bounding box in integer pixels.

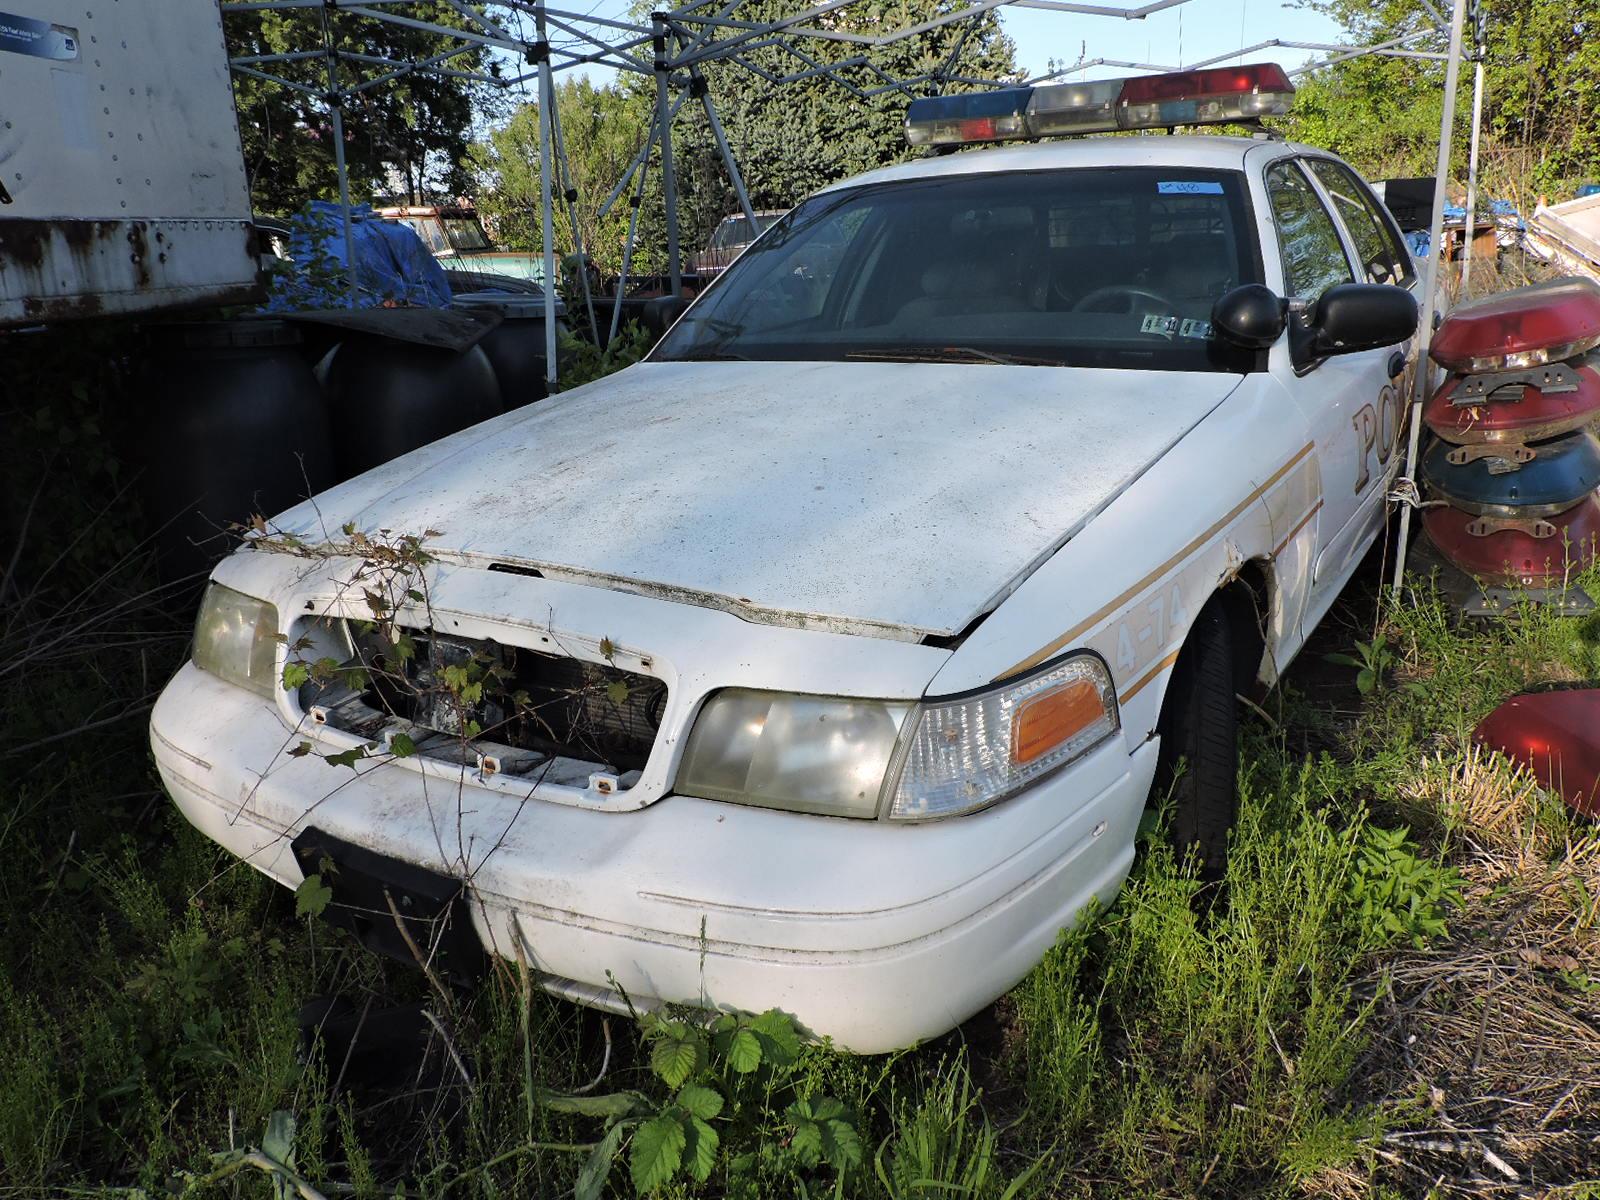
[
  {"left": 469, "top": 0, "right": 1019, "bottom": 273},
  {"left": 227, "top": 6, "right": 502, "bottom": 214},
  {"left": 470, "top": 77, "right": 650, "bottom": 273},
  {"left": 1284, "top": 0, "right": 1600, "bottom": 197},
  {"left": 649, "top": 0, "right": 1020, "bottom": 263}
]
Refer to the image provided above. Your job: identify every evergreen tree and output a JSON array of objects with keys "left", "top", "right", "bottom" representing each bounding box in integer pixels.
[{"left": 470, "top": 0, "right": 1019, "bottom": 271}]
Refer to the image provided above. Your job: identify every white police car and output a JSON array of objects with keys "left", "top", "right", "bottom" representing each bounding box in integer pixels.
[{"left": 151, "top": 65, "right": 1419, "bottom": 1052}]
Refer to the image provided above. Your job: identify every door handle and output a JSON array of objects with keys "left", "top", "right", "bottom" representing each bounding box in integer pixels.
[{"left": 1386, "top": 351, "right": 1406, "bottom": 380}]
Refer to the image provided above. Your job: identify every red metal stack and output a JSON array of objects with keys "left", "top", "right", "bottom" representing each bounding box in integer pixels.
[{"left": 1420, "top": 277, "right": 1600, "bottom": 587}]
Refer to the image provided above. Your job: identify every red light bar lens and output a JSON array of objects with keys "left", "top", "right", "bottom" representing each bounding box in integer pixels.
[
  {"left": 1118, "top": 63, "right": 1293, "bottom": 104},
  {"left": 1431, "top": 276, "right": 1600, "bottom": 373},
  {"left": 1475, "top": 689, "right": 1600, "bottom": 817},
  {"left": 906, "top": 63, "right": 1295, "bottom": 147}
]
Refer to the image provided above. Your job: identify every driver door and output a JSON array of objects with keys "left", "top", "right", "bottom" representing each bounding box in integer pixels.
[{"left": 1264, "top": 157, "right": 1412, "bottom": 628}]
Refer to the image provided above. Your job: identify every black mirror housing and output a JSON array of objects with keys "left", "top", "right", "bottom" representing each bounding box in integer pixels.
[
  {"left": 1295, "top": 283, "right": 1418, "bottom": 365},
  {"left": 642, "top": 295, "right": 691, "bottom": 339},
  {"left": 1212, "top": 284, "right": 1287, "bottom": 349}
]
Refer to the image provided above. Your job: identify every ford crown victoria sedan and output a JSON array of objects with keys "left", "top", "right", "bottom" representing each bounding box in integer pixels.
[{"left": 152, "top": 67, "right": 1420, "bottom": 1052}]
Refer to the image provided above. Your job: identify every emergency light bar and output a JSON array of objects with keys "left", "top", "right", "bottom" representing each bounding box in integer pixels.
[
  {"left": 1430, "top": 277, "right": 1600, "bottom": 374},
  {"left": 905, "top": 64, "right": 1295, "bottom": 147}
]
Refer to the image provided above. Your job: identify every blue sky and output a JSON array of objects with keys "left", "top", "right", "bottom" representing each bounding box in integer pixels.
[
  {"left": 538, "top": 0, "right": 1353, "bottom": 87},
  {"left": 1000, "top": 1, "right": 1347, "bottom": 79}
]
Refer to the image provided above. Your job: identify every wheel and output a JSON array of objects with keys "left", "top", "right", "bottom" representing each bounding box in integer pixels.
[{"left": 1154, "top": 597, "right": 1238, "bottom": 879}]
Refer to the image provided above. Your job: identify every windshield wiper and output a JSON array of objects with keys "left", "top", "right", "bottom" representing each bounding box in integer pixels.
[
  {"left": 844, "top": 346, "right": 1062, "bottom": 366},
  {"left": 668, "top": 349, "right": 750, "bottom": 362}
]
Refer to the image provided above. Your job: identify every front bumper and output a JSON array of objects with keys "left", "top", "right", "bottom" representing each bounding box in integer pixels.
[{"left": 152, "top": 663, "right": 1155, "bottom": 1053}]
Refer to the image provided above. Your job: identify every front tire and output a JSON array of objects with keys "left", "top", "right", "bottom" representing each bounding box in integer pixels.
[{"left": 1154, "top": 598, "right": 1239, "bottom": 879}]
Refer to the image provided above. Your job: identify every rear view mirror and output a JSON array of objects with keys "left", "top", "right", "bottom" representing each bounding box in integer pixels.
[
  {"left": 1294, "top": 283, "right": 1418, "bottom": 366},
  {"left": 1212, "top": 284, "right": 1287, "bottom": 349}
]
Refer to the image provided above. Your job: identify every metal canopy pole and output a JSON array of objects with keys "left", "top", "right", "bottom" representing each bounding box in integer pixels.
[
  {"left": 535, "top": 5, "right": 559, "bottom": 386},
  {"left": 611, "top": 118, "right": 659, "bottom": 343},
  {"left": 1391, "top": 0, "right": 1470, "bottom": 596},
  {"left": 546, "top": 83, "right": 600, "bottom": 341},
  {"left": 691, "top": 67, "right": 758, "bottom": 235},
  {"left": 653, "top": 11, "right": 683, "bottom": 295},
  {"left": 318, "top": 4, "right": 358, "bottom": 302},
  {"left": 1459, "top": 3, "right": 1486, "bottom": 294}
]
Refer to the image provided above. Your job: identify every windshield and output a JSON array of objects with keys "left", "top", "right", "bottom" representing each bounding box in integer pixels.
[
  {"left": 712, "top": 212, "right": 784, "bottom": 249},
  {"left": 443, "top": 217, "right": 492, "bottom": 251},
  {"left": 654, "top": 167, "right": 1261, "bottom": 371}
]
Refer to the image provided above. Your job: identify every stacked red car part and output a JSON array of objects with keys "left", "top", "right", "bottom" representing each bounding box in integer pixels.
[{"left": 1420, "top": 277, "right": 1600, "bottom": 586}]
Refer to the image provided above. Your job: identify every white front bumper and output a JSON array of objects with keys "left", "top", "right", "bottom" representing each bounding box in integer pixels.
[{"left": 151, "top": 663, "right": 1155, "bottom": 1053}]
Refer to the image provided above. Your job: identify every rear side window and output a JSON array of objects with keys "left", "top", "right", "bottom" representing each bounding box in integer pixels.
[
  {"left": 1265, "top": 161, "right": 1355, "bottom": 300},
  {"left": 1304, "top": 159, "right": 1415, "bottom": 287}
]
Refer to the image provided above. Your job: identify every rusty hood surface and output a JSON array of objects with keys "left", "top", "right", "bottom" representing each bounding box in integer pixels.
[{"left": 274, "top": 360, "right": 1241, "bottom": 639}]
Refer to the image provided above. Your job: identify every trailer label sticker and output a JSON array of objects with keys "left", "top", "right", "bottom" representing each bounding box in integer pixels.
[
  {"left": 0, "top": 12, "right": 79, "bottom": 61},
  {"left": 1157, "top": 180, "right": 1224, "bottom": 195}
]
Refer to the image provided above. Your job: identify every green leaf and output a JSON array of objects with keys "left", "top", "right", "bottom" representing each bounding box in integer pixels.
[
  {"left": 281, "top": 662, "right": 310, "bottom": 690},
  {"left": 605, "top": 680, "right": 630, "bottom": 706},
  {"left": 575, "top": 1120, "right": 629, "bottom": 1200},
  {"left": 650, "top": 1031, "right": 703, "bottom": 1088},
  {"left": 786, "top": 1096, "right": 861, "bottom": 1171},
  {"left": 294, "top": 874, "right": 332, "bottom": 919},
  {"left": 676, "top": 1083, "right": 723, "bottom": 1121},
  {"left": 287, "top": 741, "right": 313, "bottom": 758},
  {"left": 749, "top": 1009, "right": 800, "bottom": 1066},
  {"left": 390, "top": 732, "right": 417, "bottom": 758},
  {"left": 788, "top": 1117, "right": 824, "bottom": 1167},
  {"left": 537, "top": 1088, "right": 653, "bottom": 1119},
  {"left": 629, "top": 1114, "right": 686, "bottom": 1193},
  {"left": 686, "top": 1116, "right": 719, "bottom": 1183},
  {"left": 323, "top": 745, "right": 369, "bottom": 770},
  {"left": 261, "top": 1110, "right": 296, "bottom": 1166},
  {"left": 725, "top": 1027, "right": 762, "bottom": 1074}
]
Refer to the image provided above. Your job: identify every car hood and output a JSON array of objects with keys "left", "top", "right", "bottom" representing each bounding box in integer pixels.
[{"left": 276, "top": 361, "right": 1241, "bottom": 639}]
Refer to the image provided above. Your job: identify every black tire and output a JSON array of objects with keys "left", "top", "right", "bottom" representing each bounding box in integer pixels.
[{"left": 1154, "top": 597, "right": 1239, "bottom": 880}]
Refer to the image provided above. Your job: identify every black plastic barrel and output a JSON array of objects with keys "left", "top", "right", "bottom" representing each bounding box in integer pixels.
[
  {"left": 450, "top": 291, "right": 567, "bottom": 409},
  {"left": 140, "top": 318, "right": 335, "bottom": 584},
  {"left": 321, "top": 336, "right": 502, "bottom": 478}
]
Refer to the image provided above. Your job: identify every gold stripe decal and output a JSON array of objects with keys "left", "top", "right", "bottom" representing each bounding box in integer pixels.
[
  {"left": 1272, "top": 499, "right": 1323, "bottom": 557},
  {"left": 1119, "top": 648, "right": 1181, "bottom": 703},
  {"left": 997, "top": 442, "right": 1315, "bottom": 681}
]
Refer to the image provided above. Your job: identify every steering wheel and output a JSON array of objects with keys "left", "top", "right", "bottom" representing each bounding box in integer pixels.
[{"left": 1072, "top": 285, "right": 1176, "bottom": 315}]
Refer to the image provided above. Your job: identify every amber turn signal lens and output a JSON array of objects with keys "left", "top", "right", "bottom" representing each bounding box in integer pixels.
[{"left": 1011, "top": 679, "right": 1105, "bottom": 766}]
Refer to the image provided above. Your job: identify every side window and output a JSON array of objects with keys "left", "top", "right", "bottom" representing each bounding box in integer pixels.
[
  {"left": 1264, "top": 161, "right": 1355, "bottom": 300},
  {"left": 1305, "top": 159, "right": 1415, "bottom": 287}
]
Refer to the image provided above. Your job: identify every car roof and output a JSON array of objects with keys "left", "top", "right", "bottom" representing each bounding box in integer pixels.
[{"left": 815, "top": 134, "right": 1303, "bottom": 194}]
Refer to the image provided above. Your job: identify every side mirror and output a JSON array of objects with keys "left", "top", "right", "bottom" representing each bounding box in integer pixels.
[
  {"left": 1294, "top": 283, "right": 1419, "bottom": 366},
  {"left": 1212, "top": 284, "right": 1287, "bottom": 349},
  {"left": 642, "top": 295, "right": 691, "bottom": 338}
]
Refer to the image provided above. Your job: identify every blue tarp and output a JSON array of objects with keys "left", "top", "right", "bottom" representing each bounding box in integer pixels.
[
  {"left": 1442, "top": 198, "right": 1525, "bottom": 230},
  {"left": 261, "top": 201, "right": 453, "bottom": 311}
]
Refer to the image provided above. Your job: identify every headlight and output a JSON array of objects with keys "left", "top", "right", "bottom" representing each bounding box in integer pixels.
[
  {"left": 676, "top": 690, "right": 912, "bottom": 818},
  {"left": 674, "top": 653, "right": 1117, "bottom": 821},
  {"left": 885, "top": 653, "right": 1118, "bottom": 820},
  {"left": 193, "top": 583, "right": 281, "bottom": 699}
]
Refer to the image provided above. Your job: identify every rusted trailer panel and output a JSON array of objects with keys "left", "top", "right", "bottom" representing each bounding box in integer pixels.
[{"left": 0, "top": 0, "right": 261, "bottom": 324}]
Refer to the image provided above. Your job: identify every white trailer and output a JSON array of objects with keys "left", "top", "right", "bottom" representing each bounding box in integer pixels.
[{"left": 0, "top": 0, "right": 260, "bottom": 324}]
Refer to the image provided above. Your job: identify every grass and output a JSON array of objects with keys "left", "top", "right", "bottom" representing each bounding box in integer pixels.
[{"left": 3, "top": 323, "right": 1599, "bottom": 1199}]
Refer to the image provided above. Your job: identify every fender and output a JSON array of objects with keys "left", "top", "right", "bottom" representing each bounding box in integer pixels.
[{"left": 925, "top": 375, "right": 1323, "bottom": 751}]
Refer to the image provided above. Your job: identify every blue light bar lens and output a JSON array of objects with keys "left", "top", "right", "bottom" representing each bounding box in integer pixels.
[
  {"left": 905, "top": 87, "right": 1033, "bottom": 146},
  {"left": 906, "top": 88, "right": 1032, "bottom": 123}
]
